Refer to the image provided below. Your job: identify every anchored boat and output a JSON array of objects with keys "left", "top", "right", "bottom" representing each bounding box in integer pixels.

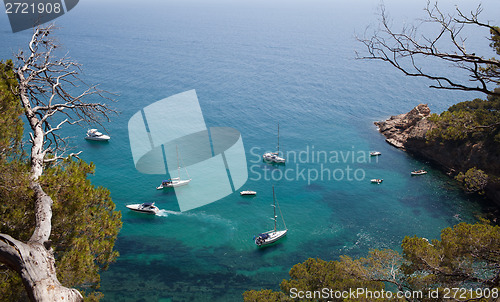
[
  {"left": 157, "top": 146, "right": 191, "bottom": 189},
  {"left": 254, "top": 186, "right": 287, "bottom": 247},
  {"left": 263, "top": 123, "right": 285, "bottom": 164},
  {"left": 85, "top": 129, "right": 110, "bottom": 141}
]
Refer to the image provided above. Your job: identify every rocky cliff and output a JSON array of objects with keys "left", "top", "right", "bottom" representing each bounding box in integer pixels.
[
  {"left": 375, "top": 104, "right": 500, "bottom": 205},
  {"left": 375, "top": 104, "right": 433, "bottom": 150}
]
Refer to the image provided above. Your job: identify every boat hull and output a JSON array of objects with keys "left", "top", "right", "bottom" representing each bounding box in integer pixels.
[
  {"left": 240, "top": 191, "right": 257, "bottom": 196},
  {"left": 85, "top": 136, "right": 110, "bottom": 141},
  {"left": 157, "top": 179, "right": 191, "bottom": 189},
  {"left": 411, "top": 172, "right": 427, "bottom": 175},
  {"left": 255, "top": 229, "right": 288, "bottom": 246},
  {"left": 126, "top": 204, "right": 159, "bottom": 214}
]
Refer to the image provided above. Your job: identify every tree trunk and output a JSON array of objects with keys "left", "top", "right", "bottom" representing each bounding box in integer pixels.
[
  {"left": 0, "top": 234, "right": 83, "bottom": 301},
  {"left": 0, "top": 49, "right": 84, "bottom": 302},
  {"left": 0, "top": 25, "right": 113, "bottom": 300}
]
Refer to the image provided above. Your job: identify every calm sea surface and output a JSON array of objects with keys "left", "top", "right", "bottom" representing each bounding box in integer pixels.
[{"left": 1, "top": 0, "right": 500, "bottom": 301}]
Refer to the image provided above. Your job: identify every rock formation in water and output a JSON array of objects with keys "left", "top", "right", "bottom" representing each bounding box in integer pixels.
[{"left": 375, "top": 104, "right": 500, "bottom": 205}]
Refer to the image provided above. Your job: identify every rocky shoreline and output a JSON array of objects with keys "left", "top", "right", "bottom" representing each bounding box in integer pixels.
[{"left": 375, "top": 104, "right": 500, "bottom": 205}]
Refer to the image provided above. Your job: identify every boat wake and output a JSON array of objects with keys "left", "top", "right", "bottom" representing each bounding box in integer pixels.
[{"left": 156, "top": 209, "right": 182, "bottom": 217}]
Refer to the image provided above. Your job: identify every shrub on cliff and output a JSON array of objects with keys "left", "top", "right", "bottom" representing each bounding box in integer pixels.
[
  {"left": 427, "top": 96, "right": 500, "bottom": 145},
  {"left": 455, "top": 167, "right": 489, "bottom": 195}
]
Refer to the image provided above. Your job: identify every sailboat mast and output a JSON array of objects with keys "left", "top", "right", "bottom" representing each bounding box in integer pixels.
[
  {"left": 176, "top": 145, "right": 180, "bottom": 177},
  {"left": 277, "top": 123, "right": 280, "bottom": 154},
  {"left": 273, "top": 186, "right": 277, "bottom": 232}
]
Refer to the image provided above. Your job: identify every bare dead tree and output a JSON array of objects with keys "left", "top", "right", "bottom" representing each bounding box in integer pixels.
[
  {"left": 356, "top": 1, "right": 500, "bottom": 97},
  {"left": 0, "top": 25, "right": 115, "bottom": 301}
]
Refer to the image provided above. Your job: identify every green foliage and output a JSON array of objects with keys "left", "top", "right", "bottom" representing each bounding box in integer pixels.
[
  {"left": 426, "top": 97, "right": 500, "bottom": 166},
  {"left": 455, "top": 167, "right": 489, "bottom": 194},
  {"left": 490, "top": 26, "right": 500, "bottom": 55},
  {"left": 243, "top": 289, "right": 290, "bottom": 302},
  {"left": 0, "top": 60, "right": 23, "bottom": 158},
  {"left": 425, "top": 26, "right": 500, "bottom": 144},
  {"left": 42, "top": 159, "right": 122, "bottom": 294},
  {"left": 281, "top": 257, "right": 385, "bottom": 299},
  {"left": 0, "top": 62, "right": 122, "bottom": 300},
  {"left": 244, "top": 257, "right": 388, "bottom": 302},
  {"left": 245, "top": 221, "right": 500, "bottom": 301},
  {"left": 427, "top": 109, "right": 480, "bottom": 141},
  {"left": 402, "top": 221, "right": 500, "bottom": 298}
]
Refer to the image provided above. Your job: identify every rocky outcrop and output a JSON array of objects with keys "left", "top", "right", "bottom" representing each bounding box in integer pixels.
[
  {"left": 375, "top": 104, "right": 500, "bottom": 206},
  {"left": 375, "top": 103, "right": 433, "bottom": 149}
]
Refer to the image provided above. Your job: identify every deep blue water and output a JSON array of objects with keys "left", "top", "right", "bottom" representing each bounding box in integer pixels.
[{"left": 1, "top": 0, "right": 500, "bottom": 301}]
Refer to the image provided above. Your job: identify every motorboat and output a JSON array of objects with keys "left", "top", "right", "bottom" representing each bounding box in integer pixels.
[
  {"left": 371, "top": 179, "right": 383, "bottom": 184},
  {"left": 411, "top": 170, "right": 427, "bottom": 175},
  {"left": 370, "top": 151, "right": 381, "bottom": 156},
  {"left": 240, "top": 190, "right": 257, "bottom": 196},
  {"left": 126, "top": 202, "right": 159, "bottom": 214},
  {"left": 85, "top": 129, "right": 110, "bottom": 141},
  {"left": 254, "top": 186, "right": 287, "bottom": 247}
]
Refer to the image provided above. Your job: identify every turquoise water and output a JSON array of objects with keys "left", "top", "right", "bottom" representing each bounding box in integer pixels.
[{"left": 1, "top": 0, "right": 500, "bottom": 301}]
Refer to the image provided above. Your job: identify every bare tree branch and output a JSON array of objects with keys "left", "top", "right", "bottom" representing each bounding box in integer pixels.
[{"left": 356, "top": 1, "right": 500, "bottom": 96}]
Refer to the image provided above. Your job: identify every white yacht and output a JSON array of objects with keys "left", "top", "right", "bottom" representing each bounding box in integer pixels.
[
  {"left": 371, "top": 179, "right": 383, "bottom": 184},
  {"left": 370, "top": 151, "right": 381, "bottom": 156},
  {"left": 157, "top": 177, "right": 191, "bottom": 189},
  {"left": 263, "top": 123, "right": 285, "bottom": 164},
  {"left": 126, "top": 202, "right": 159, "bottom": 214},
  {"left": 263, "top": 152, "right": 285, "bottom": 164},
  {"left": 254, "top": 187, "right": 287, "bottom": 247},
  {"left": 411, "top": 170, "right": 428, "bottom": 175},
  {"left": 157, "top": 146, "right": 191, "bottom": 189},
  {"left": 85, "top": 129, "right": 110, "bottom": 141},
  {"left": 240, "top": 190, "right": 257, "bottom": 196}
]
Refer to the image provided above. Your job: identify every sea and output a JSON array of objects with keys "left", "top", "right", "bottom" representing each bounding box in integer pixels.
[{"left": 1, "top": 0, "right": 500, "bottom": 301}]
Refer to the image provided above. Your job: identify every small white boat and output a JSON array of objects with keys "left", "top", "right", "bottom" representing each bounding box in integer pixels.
[
  {"left": 262, "top": 152, "right": 286, "bottom": 163},
  {"left": 157, "top": 146, "right": 191, "bottom": 189},
  {"left": 411, "top": 170, "right": 427, "bottom": 176},
  {"left": 240, "top": 190, "right": 257, "bottom": 196},
  {"left": 371, "top": 179, "right": 383, "bottom": 184},
  {"left": 156, "top": 177, "right": 191, "bottom": 189},
  {"left": 254, "top": 186, "right": 287, "bottom": 247},
  {"left": 126, "top": 202, "right": 159, "bottom": 214},
  {"left": 370, "top": 151, "right": 381, "bottom": 156},
  {"left": 85, "top": 129, "right": 110, "bottom": 141},
  {"left": 263, "top": 123, "right": 286, "bottom": 164}
]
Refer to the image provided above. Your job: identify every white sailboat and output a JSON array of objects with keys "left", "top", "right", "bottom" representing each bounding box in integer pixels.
[
  {"left": 263, "top": 123, "right": 285, "bottom": 164},
  {"left": 254, "top": 186, "right": 287, "bottom": 247},
  {"left": 156, "top": 146, "right": 191, "bottom": 189}
]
